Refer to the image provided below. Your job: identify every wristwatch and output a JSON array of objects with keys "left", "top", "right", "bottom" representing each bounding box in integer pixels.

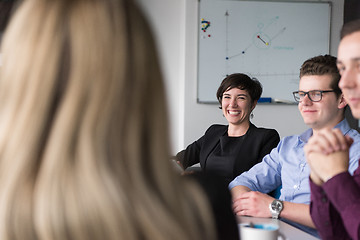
[{"left": 269, "top": 199, "right": 283, "bottom": 219}]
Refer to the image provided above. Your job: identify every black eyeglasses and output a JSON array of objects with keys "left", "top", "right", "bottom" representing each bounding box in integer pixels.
[{"left": 292, "top": 90, "right": 336, "bottom": 102}]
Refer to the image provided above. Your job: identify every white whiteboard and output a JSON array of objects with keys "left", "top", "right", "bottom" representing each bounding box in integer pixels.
[{"left": 198, "top": 0, "right": 331, "bottom": 103}]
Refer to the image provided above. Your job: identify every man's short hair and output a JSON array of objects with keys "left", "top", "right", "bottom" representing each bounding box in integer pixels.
[
  {"left": 299, "top": 55, "right": 341, "bottom": 97},
  {"left": 341, "top": 18, "right": 360, "bottom": 40}
]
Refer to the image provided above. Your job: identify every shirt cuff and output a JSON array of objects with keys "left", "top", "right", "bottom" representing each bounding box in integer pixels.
[
  {"left": 228, "top": 179, "right": 238, "bottom": 190},
  {"left": 309, "top": 177, "right": 326, "bottom": 201}
]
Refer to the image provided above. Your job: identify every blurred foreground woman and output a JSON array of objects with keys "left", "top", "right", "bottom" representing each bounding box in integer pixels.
[{"left": 0, "top": 0, "right": 219, "bottom": 239}]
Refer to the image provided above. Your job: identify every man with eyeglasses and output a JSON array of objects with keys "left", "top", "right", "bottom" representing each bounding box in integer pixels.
[{"left": 229, "top": 55, "right": 360, "bottom": 237}]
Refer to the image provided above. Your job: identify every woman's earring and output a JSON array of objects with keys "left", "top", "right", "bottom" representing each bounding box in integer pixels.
[{"left": 250, "top": 112, "right": 254, "bottom": 119}]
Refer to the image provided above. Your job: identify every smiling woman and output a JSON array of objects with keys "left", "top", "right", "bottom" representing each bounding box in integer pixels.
[
  {"left": 176, "top": 73, "right": 280, "bottom": 184},
  {"left": 221, "top": 87, "right": 254, "bottom": 135}
]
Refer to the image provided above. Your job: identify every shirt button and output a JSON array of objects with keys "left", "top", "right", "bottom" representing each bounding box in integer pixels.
[
  {"left": 300, "top": 163, "right": 305, "bottom": 167},
  {"left": 293, "top": 185, "right": 297, "bottom": 189},
  {"left": 321, "top": 197, "right": 327, "bottom": 203}
]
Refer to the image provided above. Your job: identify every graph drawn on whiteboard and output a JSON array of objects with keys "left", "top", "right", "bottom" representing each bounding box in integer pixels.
[{"left": 197, "top": 0, "right": 331, "bottom": 103}]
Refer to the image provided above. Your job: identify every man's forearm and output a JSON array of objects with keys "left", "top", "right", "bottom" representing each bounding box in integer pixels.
[
  {"left": 231, "top": 186, "right": 315, "bottom": 228},
  {"left": 280, "top": 202, "right": 315, "bottom": 228}
]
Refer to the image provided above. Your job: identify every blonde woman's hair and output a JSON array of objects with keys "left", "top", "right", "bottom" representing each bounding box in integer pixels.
[{"left": 0, "top": 0, "right": 216, "bottom": 239}]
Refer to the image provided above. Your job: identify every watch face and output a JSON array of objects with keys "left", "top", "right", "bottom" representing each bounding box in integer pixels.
[{"left": 271, "top": 200, "right": 283, "bottom": 211}]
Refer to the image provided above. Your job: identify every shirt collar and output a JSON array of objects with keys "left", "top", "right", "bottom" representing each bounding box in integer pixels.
[{"left": 298, "top": 118, "right": 350, "bottom": 144}]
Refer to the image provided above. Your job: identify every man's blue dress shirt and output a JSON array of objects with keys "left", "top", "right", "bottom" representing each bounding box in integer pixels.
[{"left": 229, "top": 119, "right": 360, "bottom": 204}]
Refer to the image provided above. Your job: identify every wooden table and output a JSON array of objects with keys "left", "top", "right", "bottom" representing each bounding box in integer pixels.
[{"left": 237, "top": 216, "right": 319, "bottom": 240}]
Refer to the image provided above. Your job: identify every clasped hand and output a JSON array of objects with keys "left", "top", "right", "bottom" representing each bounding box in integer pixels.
[{"left": 305, "top": 128, "right": 353, "bottom": 185}]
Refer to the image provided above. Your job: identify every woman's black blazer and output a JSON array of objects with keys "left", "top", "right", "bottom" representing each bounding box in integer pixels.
[{"left": 176, "top": 123, "right": 280, "bottom": 181}]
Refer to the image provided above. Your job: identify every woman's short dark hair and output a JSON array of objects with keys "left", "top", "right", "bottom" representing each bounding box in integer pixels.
[{"left": 216, "top": 73, "right": 262, "bottom": 105}]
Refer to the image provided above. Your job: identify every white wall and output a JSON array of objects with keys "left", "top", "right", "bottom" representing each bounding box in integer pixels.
[{"left": 136, "top": 0, "right": 344, "bottom": 155}]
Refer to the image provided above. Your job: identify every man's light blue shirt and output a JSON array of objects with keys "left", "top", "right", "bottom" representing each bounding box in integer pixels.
[{"left": 229, "top": 119, "right": 360, "bottom": 204}]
